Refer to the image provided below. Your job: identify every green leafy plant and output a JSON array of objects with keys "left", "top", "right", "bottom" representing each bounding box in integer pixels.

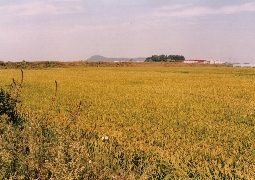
[{"left": 0, "top": 70, "right": 23, "bottom": 125}]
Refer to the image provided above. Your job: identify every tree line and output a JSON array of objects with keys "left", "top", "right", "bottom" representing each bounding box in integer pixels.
[{"left": 145, "top": 55, "right": 185, "bottom": 62}]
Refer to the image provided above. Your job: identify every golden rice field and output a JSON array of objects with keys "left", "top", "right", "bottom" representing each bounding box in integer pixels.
[{"left": 1, "top": 66, "right": 255, "bottom": 179}]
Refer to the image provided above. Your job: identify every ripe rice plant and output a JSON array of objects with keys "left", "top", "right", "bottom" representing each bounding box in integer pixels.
[{"left": 0, "top": 66, "right": 255, "bottom": 179}]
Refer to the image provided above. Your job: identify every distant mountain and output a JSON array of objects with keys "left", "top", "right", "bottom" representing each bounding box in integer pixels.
[
  {"left": 87, "top": 55, "right": 146, "bottom": 62},
  {"left": 88, "top": 55, "right": 108, "bottom": 61}
]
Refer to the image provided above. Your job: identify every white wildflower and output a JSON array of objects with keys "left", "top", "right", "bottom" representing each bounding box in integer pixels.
[{"left": 102, "top": 135, "right": 109, "bottom": 142}]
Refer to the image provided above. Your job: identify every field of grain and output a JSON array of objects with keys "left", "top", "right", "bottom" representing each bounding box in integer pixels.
[{"left": 1, "top": 66, "right": 255, "bottom": 179}]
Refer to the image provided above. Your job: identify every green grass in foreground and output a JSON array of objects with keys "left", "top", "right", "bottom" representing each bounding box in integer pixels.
[{"left": 0, "top": 66, "right": 255, "bottom": 179}]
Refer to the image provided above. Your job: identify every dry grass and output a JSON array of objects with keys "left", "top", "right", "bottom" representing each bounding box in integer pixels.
[{"left": 0, "top": 66, "right": 255, "bottom": 179}]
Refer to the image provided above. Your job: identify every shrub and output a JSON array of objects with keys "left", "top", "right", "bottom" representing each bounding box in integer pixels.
[{"left": 0, "top": 87, "right": 22, "bottom": 124}]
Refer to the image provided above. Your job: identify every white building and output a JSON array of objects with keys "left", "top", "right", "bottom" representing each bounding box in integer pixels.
[
  {"left": 209, "top": 60, "right": 225, "bottom": 64},
  {"left": 233, "top": 63, "right": 255, "bottom": 67}
]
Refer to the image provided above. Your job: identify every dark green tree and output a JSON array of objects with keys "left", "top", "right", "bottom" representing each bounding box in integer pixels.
[{"left": 145, "top": 55, "right": 185, "bottom": 62}]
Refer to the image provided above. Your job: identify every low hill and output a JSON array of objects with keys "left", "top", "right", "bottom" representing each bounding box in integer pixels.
[{"left": 87, "top": 55, "right": 146, "bottom": 62}]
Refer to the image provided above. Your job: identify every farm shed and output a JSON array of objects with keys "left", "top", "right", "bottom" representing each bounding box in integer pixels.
[{"left": 184, "top": 60, "right": 209, "bottom": 64}]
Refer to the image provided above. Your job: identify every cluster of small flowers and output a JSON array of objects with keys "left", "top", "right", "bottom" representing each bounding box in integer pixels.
[{"left": 101, "top": 135, "right": 109, "bottom": 142}]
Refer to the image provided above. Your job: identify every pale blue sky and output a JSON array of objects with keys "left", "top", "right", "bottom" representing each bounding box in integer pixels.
[{"left": 1, "top": 0, "right": 255, "bottom": 62}]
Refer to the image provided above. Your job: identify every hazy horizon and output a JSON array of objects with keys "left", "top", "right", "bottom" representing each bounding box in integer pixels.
[{"left": 1, "top": 0, "right": 255, "bottom": 63}]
